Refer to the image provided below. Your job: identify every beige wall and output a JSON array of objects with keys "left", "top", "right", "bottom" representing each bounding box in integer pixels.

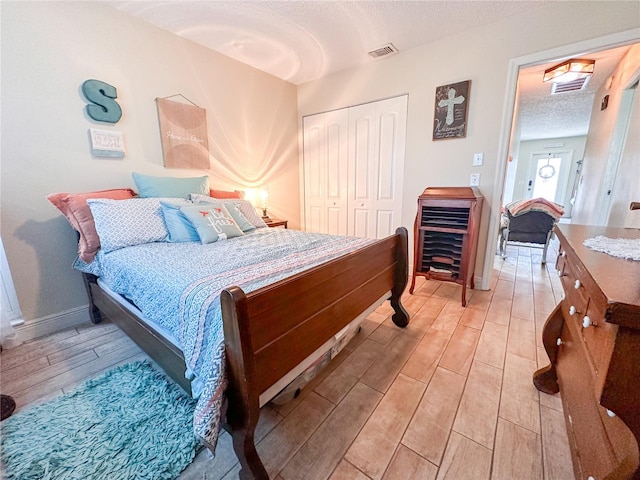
[
  {"left": 573, "top": 43, "right": 640, "bottom": 227},
  {"left": 1, "top": 2, "right": 299, "bottom": 336},
  {"left": 297, "top": 1, "right": 640, "bottom": 285}
]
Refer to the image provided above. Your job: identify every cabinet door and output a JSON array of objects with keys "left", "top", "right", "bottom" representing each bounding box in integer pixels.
[
  {"left": 348, "top": 95, "right": 407, "bottom": 239},
  {"left": 303, "top": 109, "right": 349, "bottom": 234}
]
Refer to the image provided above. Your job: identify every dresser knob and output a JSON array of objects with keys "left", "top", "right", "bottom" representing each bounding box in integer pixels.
[
  {"left": 561, "top": 251, "right": 567, "bottom": 257},
  {"left": 574, "top": 279, "right": 581, "bottom": 289},
  {"left": 569, "top": 305, "right": 578, "bottom": 315},
  {"left": 582, "top": 316, "right": 592, "bottom": 328},
  {"left": 587, "top": 477, "right": 595, "bottom": 480},
  {"left": 607, "top": 409, "right": 616, "bottom": 418},
  {"left": 556, "top": 338, "right": 563, "bottom": 346}
]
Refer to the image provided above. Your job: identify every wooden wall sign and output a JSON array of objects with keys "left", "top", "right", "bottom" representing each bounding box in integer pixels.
[
  {"left": 156, "top": 97, "right": 209, "bottom": 169},
  {"left": 432, "top": 80, "right": 471, "bottom": 140}
]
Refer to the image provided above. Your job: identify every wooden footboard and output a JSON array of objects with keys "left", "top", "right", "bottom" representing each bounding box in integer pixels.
[
  {"left": 220, "top": 227, "right": 409, "bottom": 479},
  {"left": 82, "top": 227, "right": 409, "bottom": 479}
]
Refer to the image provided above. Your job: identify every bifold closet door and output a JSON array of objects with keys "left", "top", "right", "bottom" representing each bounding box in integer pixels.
[
  {"left": 303, "top": 95, "right": 407, "bottom": 238},
  {"left": 347, "top": 95, "right": 407, "bottom": 239},
  {"left": 302, "top": 108, "right": 349, "bottom": 235}
]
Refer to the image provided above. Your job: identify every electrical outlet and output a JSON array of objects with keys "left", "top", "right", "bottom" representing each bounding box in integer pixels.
[
  {"left": 470, "top": 173, "right": 480, "bottom": 186},
  {"left": 473, "top": 153, "right": 484, "bottom": 166}
]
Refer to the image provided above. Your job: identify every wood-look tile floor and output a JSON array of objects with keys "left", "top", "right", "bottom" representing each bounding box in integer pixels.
[{"left": 0, "top": 242, "right": 574, "bottom": 479}]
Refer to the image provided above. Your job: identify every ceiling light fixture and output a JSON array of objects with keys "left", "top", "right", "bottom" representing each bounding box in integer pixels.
[{"left": 543, "top": 58, "right": 595, "bottom": 83}]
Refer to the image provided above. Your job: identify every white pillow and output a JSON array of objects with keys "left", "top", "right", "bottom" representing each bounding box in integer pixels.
[
  {"left": 189, "top": 194, "right": 267, "bottom": 228},
  {"left": 87, "top": 198, "right": 169, "bottom": 253}
]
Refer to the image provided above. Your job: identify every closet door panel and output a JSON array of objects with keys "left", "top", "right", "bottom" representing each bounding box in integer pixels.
[
  {"left": 303, "top": 110, "right": 348, "bottom": 234},
  {"left": 376, "top": 210, "right": 394, "bottom": 238},
  {"left": 348, "top": 104, "right": 376, "bottom": 236},
  {"left": 352, "top": 208, "right": 370, "bottom": 238},
  {"left": 377, "top": 111, "right": 399, "bottom": 201},
  {"left": 352, "top": 116, "right": 373, "bottom": 200},
  {"left": 303, "top": 115, "right": 326, "bottom": 233},
  {"left": 325, "top": 110, "right": 349, "bottom": 235},
  {"left": 307, "top": 206, "right": 323, "bottom": 233},
  {"left": 373, "top": 97, "right": 407, "bottom": 237}
]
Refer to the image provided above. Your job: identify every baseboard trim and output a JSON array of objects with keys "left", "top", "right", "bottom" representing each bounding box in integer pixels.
[{"left": 15, "top": 305, "right": 91, "bottom": 342}]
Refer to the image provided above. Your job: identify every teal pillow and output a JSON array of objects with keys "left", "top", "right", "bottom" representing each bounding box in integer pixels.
[
  {"left": 180, "top": 204, "right": 244, "bottom": 244},
  {"left": 160, "top": 200, "right": 200, "bottom": 242},
  {"left": 132, "top": 173, "right": 210, "bottom": 198}
]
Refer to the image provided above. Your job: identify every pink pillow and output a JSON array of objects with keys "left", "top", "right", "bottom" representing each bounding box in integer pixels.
[
  {"left": 47, "top": 188, "right": 136, "bottom": 262},
  {"left": 209, "top": 188, "right": 244, "bottom": 199}
]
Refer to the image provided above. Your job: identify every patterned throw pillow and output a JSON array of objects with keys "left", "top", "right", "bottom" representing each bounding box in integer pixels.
[
  {"left": 223, "top": 203, "right": 256, "bottom": 232},
  {"left": 179, "top": 204, "right": 244, "bottom": 244},
  {"left": 189, "top": 193, "right": 267, "bottom": 228},
  {"left": 47, "top": 188, "right": 137, "bottom": 262},
  {"left": 87, "top": 198, "right": 169, "bottom": 253}
]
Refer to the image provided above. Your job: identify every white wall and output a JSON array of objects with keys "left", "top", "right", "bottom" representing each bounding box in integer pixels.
[
  {"left": 297, "top": 2, "right": 640, "bottom": 286},
  {"left": 573, "top": 43, "right": 640, "bottom": 227},
  {"left": 1, "top": 2, "right": 300, "bottom": 337}
]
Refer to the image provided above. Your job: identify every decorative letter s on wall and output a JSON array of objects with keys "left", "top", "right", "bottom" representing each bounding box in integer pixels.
[{"left": 82, "top": 79, "right": 122, "bottom": 123}]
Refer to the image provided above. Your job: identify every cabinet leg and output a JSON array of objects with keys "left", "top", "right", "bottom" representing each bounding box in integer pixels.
[{"left": 533, "top": 303, "right": 564, "bottom": 394}]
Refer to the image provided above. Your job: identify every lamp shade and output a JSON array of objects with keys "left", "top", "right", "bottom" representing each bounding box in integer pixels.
[{"left": 543, "top": 58, "right": 595, "bottom": 83}]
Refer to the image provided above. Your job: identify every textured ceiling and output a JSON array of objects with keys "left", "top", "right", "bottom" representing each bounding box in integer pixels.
[
  {"left": 517, "top": 45, "right": 631, "bottom": 141},
  {"left": 108, "top": 1, "right": 633, "bottom": 141},
  {"left": 108, "top": 0, "right": 546, "bottom": 85}
]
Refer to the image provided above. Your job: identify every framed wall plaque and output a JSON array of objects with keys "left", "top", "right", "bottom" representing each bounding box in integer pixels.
[{"left": 433, "top": 80, "right": 471, "bottom": 140}]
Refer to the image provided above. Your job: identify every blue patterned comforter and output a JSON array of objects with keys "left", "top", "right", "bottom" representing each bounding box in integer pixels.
[{"left": 75, "top": 228, "right": 374, "bottom": 448}]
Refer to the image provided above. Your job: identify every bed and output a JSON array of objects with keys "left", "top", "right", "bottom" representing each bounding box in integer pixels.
[{"left": 49, "top": 185, "right": 410, "bottom": 480}]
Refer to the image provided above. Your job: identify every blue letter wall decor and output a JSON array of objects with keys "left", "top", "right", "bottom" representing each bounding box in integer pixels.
[{"left": 82, "top": 79, "right": 122, "bottom": 123}]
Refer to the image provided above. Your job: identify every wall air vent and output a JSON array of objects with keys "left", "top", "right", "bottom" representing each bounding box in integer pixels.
[
  {"left": 368, "top": 43, "right": 398, "bottom": 60},
  {"left": 551, "top": 76, "right": 590, "bottom": 94}
]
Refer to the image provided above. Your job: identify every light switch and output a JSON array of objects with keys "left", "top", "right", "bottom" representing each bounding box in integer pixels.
[
  {"left": 470, "top": 173, "right": 480, "bottom": 186},
  {"left": 473, "top": 153, "right": 484, "bottom": 166}
]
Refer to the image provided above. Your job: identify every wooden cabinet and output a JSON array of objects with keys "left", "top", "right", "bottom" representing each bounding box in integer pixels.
[
  {"left": 409, "top": 187, "right": 483, "bottom": 306},
  {"left": 534, "top": 224, "right": 640, "bottom": 480}
]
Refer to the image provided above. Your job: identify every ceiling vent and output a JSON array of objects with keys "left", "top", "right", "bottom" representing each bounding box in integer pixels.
[
  {"left": 368, "top": 43, "right": 398, "bottom": 60},
  {"left": 551, "top": 76, "right": 591, "bottom": 94}
]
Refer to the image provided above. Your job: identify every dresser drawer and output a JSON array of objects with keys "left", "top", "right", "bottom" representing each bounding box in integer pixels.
[
  {"left": 557, "top": 321, "right": 618, "bottom": 480},
  {"left": 558, "top": 244, "right": 617, "bottom": 385}
]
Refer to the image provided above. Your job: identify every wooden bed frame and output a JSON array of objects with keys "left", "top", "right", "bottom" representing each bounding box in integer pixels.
[{"left": 81, "top": 227, "right": 410, "bottom": 479}]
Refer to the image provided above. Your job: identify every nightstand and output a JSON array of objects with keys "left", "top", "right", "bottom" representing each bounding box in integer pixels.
[{"left": 265, "top": 219, "right": 288, "bottom": 228}]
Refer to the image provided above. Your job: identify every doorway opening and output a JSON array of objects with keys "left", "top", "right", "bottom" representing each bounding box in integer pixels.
[{"left": 480, "top": 29, "right": 640, "bottom": 290}]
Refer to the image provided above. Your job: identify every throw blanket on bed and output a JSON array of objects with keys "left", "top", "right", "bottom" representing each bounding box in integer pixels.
[
  {"left": 506, "top": 198, "right": 564, "bottom": 220},
  {"left": 75, "top": 228, "right": 374, "bottom": 450}
]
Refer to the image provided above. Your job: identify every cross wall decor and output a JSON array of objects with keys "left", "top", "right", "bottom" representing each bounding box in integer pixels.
[{"left": 432, "top": 80, "right": 471, "bottom": 140}]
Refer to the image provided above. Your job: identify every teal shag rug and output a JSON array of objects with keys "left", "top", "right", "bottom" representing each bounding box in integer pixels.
[{"left": 1, "top": 360, "right": 199, "bottom": 480}]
